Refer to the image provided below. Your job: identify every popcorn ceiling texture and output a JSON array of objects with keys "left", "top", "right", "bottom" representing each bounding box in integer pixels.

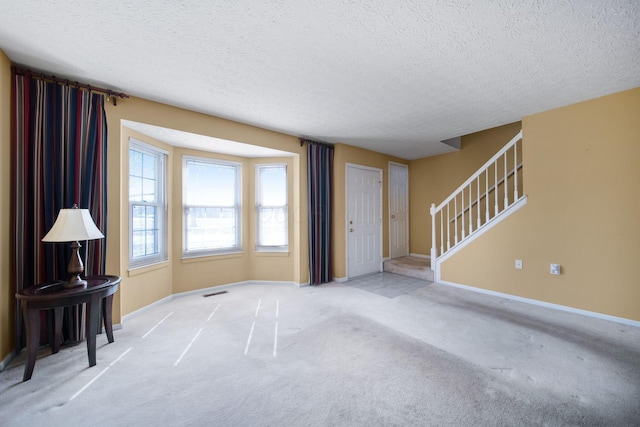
[{"left": 1, "top": 0, "right": 638, "bottom": 159}]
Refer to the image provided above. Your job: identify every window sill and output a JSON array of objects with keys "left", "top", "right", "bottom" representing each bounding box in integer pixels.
[{"left": 128, "top": 261, "right": 170, "bottom": 277}]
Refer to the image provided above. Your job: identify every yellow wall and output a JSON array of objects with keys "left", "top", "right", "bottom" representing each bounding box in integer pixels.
[
  {"left": 409, "top": 122, "right": 522, "bottom": 256},
  {"left": 333, "top": 143, "right": 408, "bottom": 279},
  {"left": 441, "top": 88, "right": 640, "bottom": 321},
  {"left": 106, "top": 96, "right": 308, "bottom": 319},
  {"left": 0, "top": 50, "right": 13, "bottom": 363}
]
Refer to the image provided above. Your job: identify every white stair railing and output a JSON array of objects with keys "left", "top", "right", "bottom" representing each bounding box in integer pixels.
[{"left": 430, "top": 130, "right": 524, "bottom": 269}]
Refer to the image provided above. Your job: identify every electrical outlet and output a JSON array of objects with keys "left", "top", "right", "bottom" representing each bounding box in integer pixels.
[
  {"left": 550, "top": 264, "right": 561, "bottom": 275},
  {"left": 515, "top": 259, "right": 523, "bottom": 270}
]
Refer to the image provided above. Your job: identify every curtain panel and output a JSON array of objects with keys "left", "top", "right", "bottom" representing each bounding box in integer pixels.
[
  {"left": 305, "top": 140, "right": 333, "bottom": 285},
  {"left": 12, "top": 74, "right": 108, "bottom": 350}
]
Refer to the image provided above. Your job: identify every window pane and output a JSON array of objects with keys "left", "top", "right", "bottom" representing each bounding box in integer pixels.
[
  {"left": 142, "top": 177, "right": 156, "bottom": 203},
  {"left": 132, "top": 203, "right": 149, "bottom": 257},
  {"left": 132, "top": 231, "right": 145, "bottom": 257},
  {"left": 129, "top": 149, "right": 142, "bottom": 177},
  {"left": 131, "top": 204, "right": 159, "bottom": 257},
  {"left": 130, "top": 176, "right": 143, "bottom": 202},
  {"left": 142, "top": 152, "right": 156, "bottom": 179},
  {"left": 145, "top": 229, "right": 158, "bottom": 255},
  {"left": 258, "top": 207, "right": 287, "bottom": 246},
  {"left": 186, "top": 161, "right": 237, "bottom": 206},
  {"left": 144, "top": 205, "right": 157, "bottom": 231},
  {"left": 259, "top": 166, "right": 286, "bottom": 206},
  {"left": 185, "top": 207, "right": 238, "bottom": 250},
  {"left": 132, "top": 204, "right": 146, "bottom": 232}
]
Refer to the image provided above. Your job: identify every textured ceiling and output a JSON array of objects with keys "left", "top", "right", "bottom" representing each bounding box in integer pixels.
[{"left": 1, "top": 1, "right": 639, "bottom": 160}]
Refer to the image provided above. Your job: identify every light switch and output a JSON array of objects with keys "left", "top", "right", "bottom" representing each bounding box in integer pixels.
[
  {"left": 550, "top": 264, "right": 561, "bottom": 275},
  {"left": 515, "top": 259, "right": 523, "bottom": 269}
]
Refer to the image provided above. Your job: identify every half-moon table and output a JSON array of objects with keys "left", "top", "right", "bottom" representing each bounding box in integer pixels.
[{"left": 15, "top": 275, "right": 121, "bottom": 381}]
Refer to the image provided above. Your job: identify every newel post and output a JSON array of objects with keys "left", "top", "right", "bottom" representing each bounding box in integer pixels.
[{"left": 430, "top": 203, "right": 437, "bottom": 271}]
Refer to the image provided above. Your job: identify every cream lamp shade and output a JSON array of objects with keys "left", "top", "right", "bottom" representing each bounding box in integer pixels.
[
  {"left": 42, "top": 205, "right": 104, "bottom": 287},
  {"left": 42, "top": 208, "right": 104, "bottom": 242}
]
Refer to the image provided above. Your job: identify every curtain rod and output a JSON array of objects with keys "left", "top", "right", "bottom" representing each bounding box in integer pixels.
[
  {"left": 299, "top": 137, "right": 333, "bottom": 147},
  {"left": 12, "top": 66, "right": 129, "bottom": 106}
]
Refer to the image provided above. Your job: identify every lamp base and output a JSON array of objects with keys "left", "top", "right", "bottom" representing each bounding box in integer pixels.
[
  {"left": 65, "top": 241, "right": 87, "bottom": 288},
  {"left": 64, "top": 275, "right": 87, "bottom": 288}
]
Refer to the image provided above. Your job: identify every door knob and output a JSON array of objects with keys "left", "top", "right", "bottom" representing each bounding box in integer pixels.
[
  {"left": 350, "top": 228, "right": 354, "bottom": 232},
  {"left": 391, "top": 214, "right": 396, "bottom": 218}
]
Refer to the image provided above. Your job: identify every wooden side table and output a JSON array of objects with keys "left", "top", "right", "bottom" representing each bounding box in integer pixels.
[{"left": 15, "top": 275, "right": 121, "bottom": 381}]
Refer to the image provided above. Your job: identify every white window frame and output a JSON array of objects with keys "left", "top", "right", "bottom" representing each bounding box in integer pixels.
[
  {"left": 183, "top": 156, "right": 242, "bottom": 258},
  {"left": 128, "top": 139, "right": 168, "bottom": 268},
  {"left": 255, "top": 163, "right": 288, "bottom": 252}
]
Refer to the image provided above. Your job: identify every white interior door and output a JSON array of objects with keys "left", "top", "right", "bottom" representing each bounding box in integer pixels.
[
  {"left": 389, "top": 162, "right": 409, "bottom": 259},
  {"left": 347, "top": 164, "right": 382, "bottom": 278}
]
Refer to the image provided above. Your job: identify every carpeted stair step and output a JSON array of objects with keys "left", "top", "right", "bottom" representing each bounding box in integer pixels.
[{"left": 383, "top": 256, "right": 433, "bottom": 282}]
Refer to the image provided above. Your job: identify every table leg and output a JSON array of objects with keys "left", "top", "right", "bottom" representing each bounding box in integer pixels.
[
  {"left": 85, "top": 298, "right": 100, "bottom": 367},
  {"left": 102, "top": 295, "right": 114, "bottom": 343},
  {"left": 22, "top": 305, "right": 40, "bottom": 381},
  {"left": 52, "top": 307, "right": 64, "bottom": 354}
]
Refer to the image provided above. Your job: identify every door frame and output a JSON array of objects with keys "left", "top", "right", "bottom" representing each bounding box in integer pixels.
[
  {"left": 388, "top": 161, "right": 409, "bottom": 259},
  {"left": 345, "top": 162, "right": 383, "bottom": 279}
]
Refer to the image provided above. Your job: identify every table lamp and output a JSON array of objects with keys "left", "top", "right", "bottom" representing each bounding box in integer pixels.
[{"left": 42, "top": 204, "right": 105, "bottom": 288}]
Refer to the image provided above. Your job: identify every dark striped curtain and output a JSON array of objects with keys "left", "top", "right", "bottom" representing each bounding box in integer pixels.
[
  {"left": 12, "top": 73, "right": 108, "bottom": 349},
  {"left": 305, "top": 140, "right": 333, "bottom": 285}
]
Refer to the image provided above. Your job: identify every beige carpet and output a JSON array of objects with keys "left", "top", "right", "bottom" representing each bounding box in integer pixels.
[{"left": 1, "top": 275, "right": 639, "bottom": 426}]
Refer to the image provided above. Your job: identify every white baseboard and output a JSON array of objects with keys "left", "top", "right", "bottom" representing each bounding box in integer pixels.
[
  {"left": 333, "top": 276, "right": 348, "bottom": 283},
  {"left": 0, "top": 350, "right": 16, "bottom": 372},
  {"left": 437, "top": 279, "right": 640, "bottom": 328}
]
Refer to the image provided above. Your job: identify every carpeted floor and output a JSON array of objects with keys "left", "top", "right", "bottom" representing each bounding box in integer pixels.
[{"left": 1, "top": 273, "right": 639, "bottom": 426}]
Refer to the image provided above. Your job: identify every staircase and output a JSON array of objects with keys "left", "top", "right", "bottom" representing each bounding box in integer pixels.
[
  {"left": 430, "top": 130, "right": 526, "bottom": 280},
  {"left": 381, "top": 131, "right": 526, "bottom": 284},
  {"left": 383, "top": 256, "right": 434, "bottom": 281}
]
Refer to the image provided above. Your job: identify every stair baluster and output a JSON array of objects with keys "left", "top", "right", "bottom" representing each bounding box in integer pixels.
[
  {"left": 461, "top": 190, "right": 465, "bottom": 239},
  {"left": 485, "top": 169, "right": 489, "bottom": 222},
  {"left": 446, "top": 204, "right": 451, "bottom": 251},
  {"left": 477, "top": 176, "right": 481, "bottom": 229},
  {"left": 514, "top": 141, "right": 519, "bottom": 200},
  {"left": 494, "top": 160, "right": 499, "bottom": 216},
  {"left": 504, "top": 152, "right": 509, "bottom": 208}
]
